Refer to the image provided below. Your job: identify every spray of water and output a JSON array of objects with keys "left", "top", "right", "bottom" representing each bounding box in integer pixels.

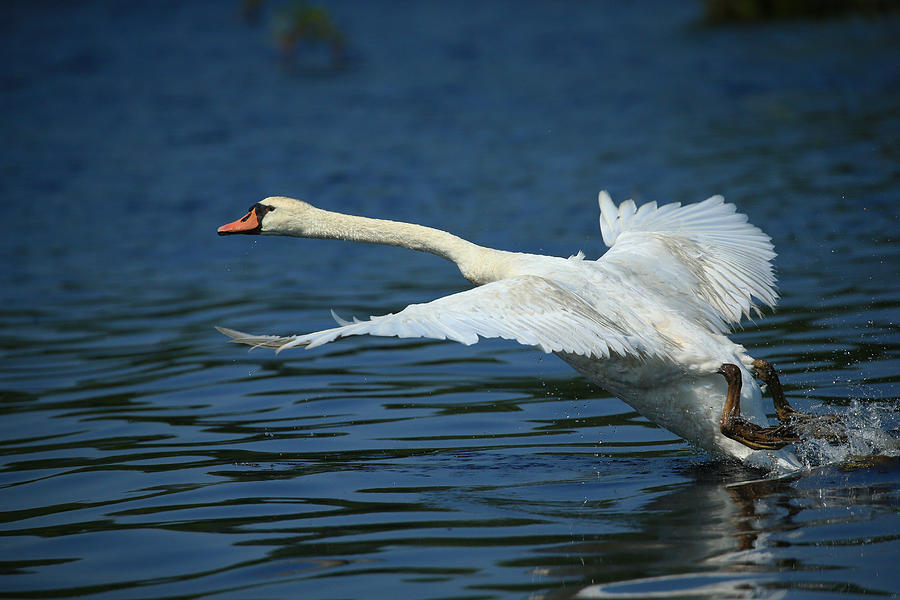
[{"left": 790, "top": 400, "right": 900, "bottom": 469}]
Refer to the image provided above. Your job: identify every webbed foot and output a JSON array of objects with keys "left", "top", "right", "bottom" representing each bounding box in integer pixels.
[
  {"left": 751, "top": 359, "right": 847, "bottom": 445},
  {"left": 717, "top": 363, "right": 803, "bottom": 450}
]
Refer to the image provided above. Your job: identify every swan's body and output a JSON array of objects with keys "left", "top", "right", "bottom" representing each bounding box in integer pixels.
[{"left": 218, "top": 193, "right": 799, "bottom": 470}]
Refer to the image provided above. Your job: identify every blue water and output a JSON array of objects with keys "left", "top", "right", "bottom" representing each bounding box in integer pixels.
[{"left": 1, "top": 1, "right": 899, "bottom": 598}]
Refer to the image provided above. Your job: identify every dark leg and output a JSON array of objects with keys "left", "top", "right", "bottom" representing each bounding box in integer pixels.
[
  {"left": 751, "top": 359, "right": 802, "bottom": 424},
  {"left": 751, "top": 359, "right": 847, "bottom": 445},
  {"left": 717, "top": 364, "right": 802, "bottom": 450}
]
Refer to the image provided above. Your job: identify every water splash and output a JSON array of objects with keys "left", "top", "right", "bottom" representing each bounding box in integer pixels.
[{"left": 791, "top": 400, "right": 900, "bottom": 469}]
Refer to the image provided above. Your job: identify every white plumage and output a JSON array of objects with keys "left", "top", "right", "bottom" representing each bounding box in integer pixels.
[{"left": 217, "top": 192, "right": 799, "bottom": 470}]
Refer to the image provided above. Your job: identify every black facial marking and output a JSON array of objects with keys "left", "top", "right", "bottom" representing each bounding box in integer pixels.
[{"left": 253, "top": 203, "right": 275, "bottom": 218}]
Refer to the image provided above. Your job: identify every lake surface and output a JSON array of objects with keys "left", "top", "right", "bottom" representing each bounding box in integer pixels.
[{"left": 1, "top": 1, "right": 899, "bottom": 598}]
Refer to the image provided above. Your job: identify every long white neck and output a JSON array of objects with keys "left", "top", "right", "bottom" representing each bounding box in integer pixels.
[{"left": 279, "top": 205, "right": 515, "bottom": 285}]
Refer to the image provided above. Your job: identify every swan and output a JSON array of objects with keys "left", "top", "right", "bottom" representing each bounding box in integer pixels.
[{"left": 217, "top": 193, "right": 806, "bottom": 470}]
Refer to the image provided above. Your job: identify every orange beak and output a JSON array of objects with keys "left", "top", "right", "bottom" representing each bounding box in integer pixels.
[{"left": 218, "top": 208, "right": 261, "bottom": 235}]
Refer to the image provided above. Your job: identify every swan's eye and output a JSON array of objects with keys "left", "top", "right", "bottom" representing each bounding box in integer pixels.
[{"left": 254, "top": 203, "right": 275, "bottom": 217}]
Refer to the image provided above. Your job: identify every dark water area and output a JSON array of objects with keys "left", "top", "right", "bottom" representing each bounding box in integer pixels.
[{"left": 1, "top": 1, "right": 899, "bottom": 598}]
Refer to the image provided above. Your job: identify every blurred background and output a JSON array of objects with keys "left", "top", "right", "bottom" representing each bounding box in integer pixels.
[{"left": 1, "top": 1, "right": 898, "bottom": 598}]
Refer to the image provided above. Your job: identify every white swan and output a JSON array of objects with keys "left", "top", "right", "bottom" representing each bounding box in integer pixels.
[{"left": 217, "top": 193, "right": 801, "bottom": 470}]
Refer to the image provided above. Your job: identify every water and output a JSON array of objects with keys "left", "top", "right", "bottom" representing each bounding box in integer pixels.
[{"left": 1, "top": 1, "right": 899, "bottom": 598}]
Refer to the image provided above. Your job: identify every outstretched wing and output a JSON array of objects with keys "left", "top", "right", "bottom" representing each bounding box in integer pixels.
[
  {"left": 597, "top": 192, "right": 777, "bottom": 332},
  {"left": 217, "top": 275, "right": 658, "bottom": 359}
]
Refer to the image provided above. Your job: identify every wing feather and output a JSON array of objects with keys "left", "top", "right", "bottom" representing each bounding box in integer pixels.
[
  {"left": 217, "top": 275, "right": 657, "bottom": 358},
  {"left": 597, "top": 191, "right": 777, "bottom": 330}
]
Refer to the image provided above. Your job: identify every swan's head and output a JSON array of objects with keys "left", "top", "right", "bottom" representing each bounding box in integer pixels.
[{"left": 217, "top": 196, "right": 317, "bottom": 237}]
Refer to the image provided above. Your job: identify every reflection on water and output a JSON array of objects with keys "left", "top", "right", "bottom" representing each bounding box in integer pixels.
[
  {"left": 1, "top": 1, "right": 899, "bottom": 598},
  {"left": 575, "top": 458, "right": 900, "bottom": 599}
]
